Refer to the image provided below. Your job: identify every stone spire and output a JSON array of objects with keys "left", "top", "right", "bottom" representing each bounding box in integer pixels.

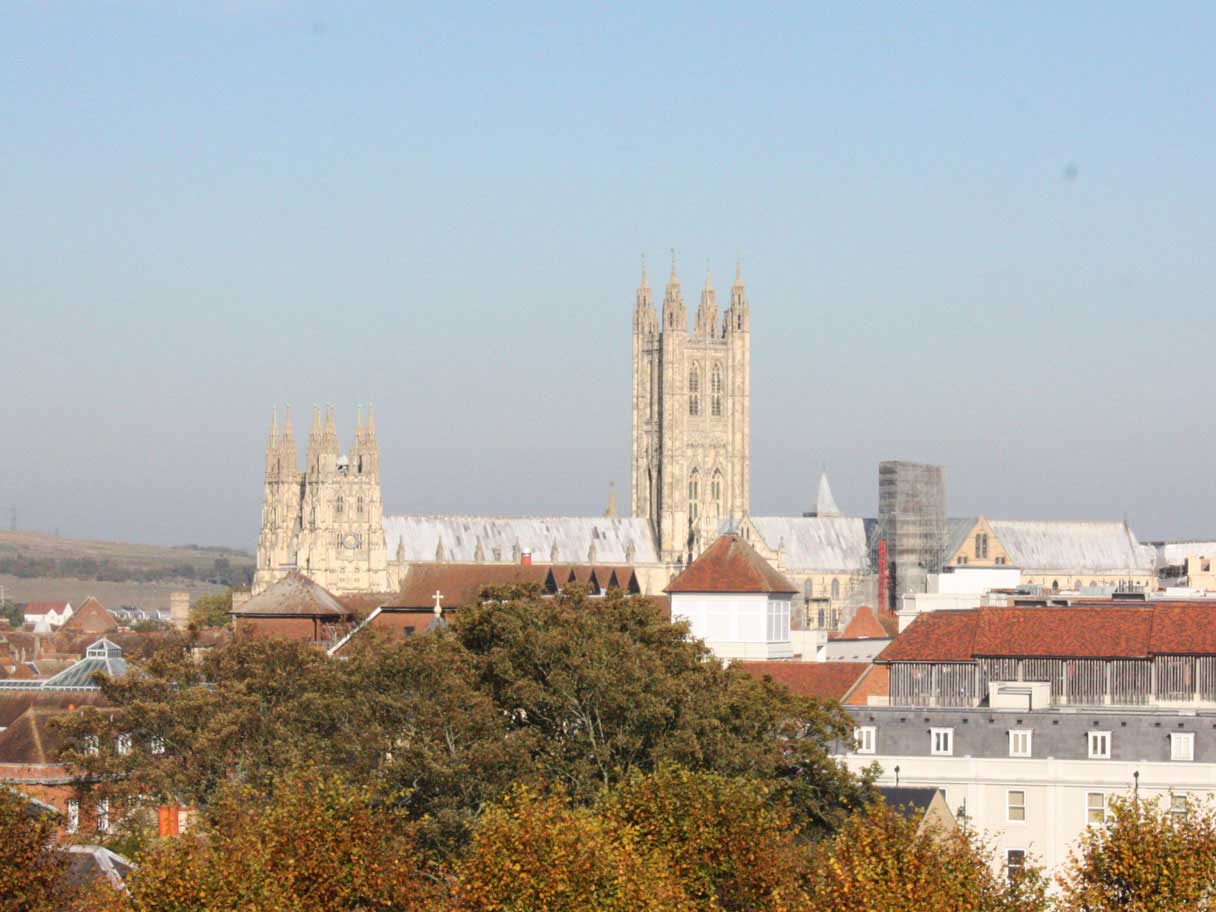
[
  {"left": 814, "top": 473, "right": 841, "bottom": 518},
  {"left": 727, "top": 255, "right": 749, "bottom": 333},
  {"left": 604, "top": 480, "right": 617, "bottom": 518},
  {"left": 633, "top": 254, "right": 657, "bottom": 336},
  {"left": 282, "top": 404, "right": 294, "bottom": 443},
  {"left": 662, "top": 248, "right": 686, "bottom": 331},
  {"left": 269, "top": 406, "right": 279, "bottom": 446},
  {"left": 695, "top": 264, "right": 717, "bottom": 336},
  {"left": 367, "top": 403, "right": 376, "bottom": 439},
  {"left": 265, "top": 407, "right": 280, "bottom": 476}
]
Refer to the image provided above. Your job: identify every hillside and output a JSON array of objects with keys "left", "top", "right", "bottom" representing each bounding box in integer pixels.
[{"left": 0, "top": 530, "right": 254, "bottom": 591}]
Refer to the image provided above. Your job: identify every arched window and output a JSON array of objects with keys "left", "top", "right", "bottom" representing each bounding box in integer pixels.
[
  {"left": 711, "top": 470, "right": 723, "bottom": 517},
  {"left": 688, "top": 470, "right": 700, "bottom": 520},
  {"left": 336, "top": 495, "right": 344, "bottom": 516},
  {"left": 689, "top": 366, "right": 700, "bottom": 416},
  {"left": 711, "top": 363, "right": 723, "bottom": 416},
  {"left": 357, "top": 496, "right": 365, "bottom": 516},
  {"left": 831, "top": 578, "right": 841, "bottom": 600}
]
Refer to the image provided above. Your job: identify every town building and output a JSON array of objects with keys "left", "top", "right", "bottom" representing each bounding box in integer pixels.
[
  {"left": 839, "top": 603, "right": 1216, "bottom": 876},
  {"left": 22, "top": 602, "right": 73, "bottom": 629},
  {"left": 666, "top": 533, "right": 795, "bottom": 660}
]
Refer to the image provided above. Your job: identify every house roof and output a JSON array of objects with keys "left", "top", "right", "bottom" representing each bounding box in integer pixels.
[
  {"left": 383, "top": 515, "right": 660, "bottom": 565},
  {"left": 744, "top": 516, "right": 870, "bottom": 572},
  {"left": 987, "top": 520, "right": 1154, "bottom": 574},
  {"left": 878, "top": 786, "right": 944, "bottom": 817},
  {"left": 0, "top": 692, "right": 104, "bottom": 729},
  {"left": 22, "top": 602, "right": 69, "bottom": 617},
  {"left": 837, "top": 605, "right": 891, "bottom": 640},
  {"left": 65, "top": 846, "right": 132, "bottom": 892},
  {"left": 59, "top": 598, "right": 117, "bottom": 635},
  {"left": 737, "top": 661, "right": 871, "bottom": 702},
  {"left": 666, "top": 535, "right": 797, "bottom": 595},
  {"left": 395, "top": 563, "right": 554, "bottom": 609},
  {"left": 843, "top": 664, "right": 889, "bottom": 705},
  {"left": 945, "top": 518, "right": 980, "bottom": 560},
  {"left": 880, "top": 602, "right": 1216, "bottom": 663},
  {"left": 0, "top": 706, "right": 70, "bottom": 764},
  {"left": 230, "top": 572, "right": 350, "bottom": 618}
]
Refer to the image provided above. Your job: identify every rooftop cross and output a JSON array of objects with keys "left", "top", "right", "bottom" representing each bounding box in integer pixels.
[{"left": 432, "top": 590, "right": 444, "bottom": 615}]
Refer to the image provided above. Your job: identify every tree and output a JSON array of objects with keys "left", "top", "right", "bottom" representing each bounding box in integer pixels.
[
  {"left": 454, "top": 586, "right": 871, "bottom": 833},
  {"left": 448, "top": 786, "right": 693, "bottom": 912},
  {"left": 803, "top": 801, "right": 1049, "bottom": 912},
  {"left": 599, "top": 767, "right": 810, "bottom": 911},
  {"left": 0, "top": 787, "right": 80, "bottom": 912},
  {"left": 1058, "top": 793, "right": 1216, "bottom": 911},
  {"left": 98, "top": 771, "right": 434, "bottom": 912},
  {"left": 189, "top": 590, "right": 231, "bottom": 628},
  {"left": 0, "top": 598, "right": 22, "bottom": 629}
]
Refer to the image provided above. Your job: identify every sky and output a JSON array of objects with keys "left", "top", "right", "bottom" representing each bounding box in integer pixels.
[{"left": 2, "top": 1, "right": 1214, "bottom": 549}]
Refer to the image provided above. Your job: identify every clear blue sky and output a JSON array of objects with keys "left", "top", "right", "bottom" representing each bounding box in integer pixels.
[{"left": 2, "top": 2, "right": 1214, "bottom": 548}]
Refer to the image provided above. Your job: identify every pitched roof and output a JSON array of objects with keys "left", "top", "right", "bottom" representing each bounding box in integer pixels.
[
  {"left": 230, "top": 572, "right": 349, "bottom": 618},
  {"left": 59, "top": 598, "right": 117, "bottom": 635},
  {"left": 666, "top": 535, "right": 797, "bottom": 594},
  {"left": 0, "top": 706, "right": 69, "bottom": 764},
  {"left": 22, "top": 602, "right": 69, "bottom": 617},
  {"left": 987, "top": 520, "right": 1154, "bottom": 573},
  {"left": 838, "top": 605, "right": 890, "bottom": 640},
  {"left": 737, "top": 661, "right": 870, "bottom": 702},
  {"left": 843, "top": 664, "right": 889, "bottom": 705},
  {"left": 745, "top": 516, "right": 870, "bottom": 572},
  {"left": 383, "top": 516, "right": 659, "bottom": 564},
  {"left": 879, "top": 602, "right": 1216, "bottom": 663},
  {"left": 815, "top": 474, "right": 841, "bottom": 517},
  {"left": 395, "top": 563, "right": 554, "bottom": 609},
  {"left": 878, "top": 786, "right": 944, "bottom": 817}
]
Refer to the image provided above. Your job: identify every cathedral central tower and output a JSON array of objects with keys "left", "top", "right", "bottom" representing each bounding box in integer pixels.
[{"left": 631, "top": 254, "right": 750, "bottom": 565}]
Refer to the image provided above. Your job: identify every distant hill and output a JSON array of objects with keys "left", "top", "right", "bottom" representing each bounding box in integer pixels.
[{"left": 0, "top": 530, "right": 254, "bottom": 589}]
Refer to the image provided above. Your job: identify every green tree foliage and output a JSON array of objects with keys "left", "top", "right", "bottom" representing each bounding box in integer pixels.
[
  {"left": 803, "top": 801, "right": 1049, "bottom": 912},
  {"left": 1057, "top": 794, "right": 1216, "bottom": 911},
  {"left": 60, "top": 587, "right": 869, "bottom": 854},
  {"left": 188, "top": 590, "right": 232, "bottom": 628},
  {"left": 0, "top": 598, "right": 22, "bottom": 628},
  {"left": 0, "top": 787, "right": 80, "bottom": 912}
]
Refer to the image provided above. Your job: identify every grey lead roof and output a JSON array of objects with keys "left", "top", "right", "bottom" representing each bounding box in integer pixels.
[
  {"left": 745, "top": 515, "right": 870, "bottom": 572},
  {"left": 382, "top": 516, "right": 659, "bottom": 564},
  {"left": 987, "top": 519, "right": 1155, "bottom": 574}
]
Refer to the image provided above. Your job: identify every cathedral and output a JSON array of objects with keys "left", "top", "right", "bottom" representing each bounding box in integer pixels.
[
  {"left": 253, "top": 257, "right": 865, "bottom": 621},
  {"left": 631, "top": 255, "right": 750, "bottom": 564}
]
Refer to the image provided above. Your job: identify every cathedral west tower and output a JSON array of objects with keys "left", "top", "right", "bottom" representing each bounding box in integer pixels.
[{"left": 631, "top": 254, "right": 750, "bottom": 565}]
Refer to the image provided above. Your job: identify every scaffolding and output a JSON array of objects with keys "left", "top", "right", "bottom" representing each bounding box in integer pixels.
[{"left": 872, "top": 460, "right": 948, "bottom": 607}]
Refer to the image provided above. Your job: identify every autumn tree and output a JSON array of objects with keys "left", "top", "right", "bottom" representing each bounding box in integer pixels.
[
  {"left": 99, "top": 771, "right": 434, "bottom": 912},
  {"left": 599, "top": 767, "right": 810, "bottom": 911},
  {"left": 1057, "top": 793, "right": 1216, "bottom": 911},
  {"left": 448, "top": 786, "right": 693, "bottom": 912},
  {"left": 803, "top": 801, "right": 1049, "bottom": 912},
  {"left": 189, "top": 590, "right": 232, "bottom": 628},
  {"left": 0, "top": 787, "right": 79, "bottom": 912}
]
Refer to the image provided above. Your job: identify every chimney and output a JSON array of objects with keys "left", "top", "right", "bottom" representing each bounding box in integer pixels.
[
  {"left": 169, "top": 592, "right": 191, "bottom": 631},
  {"left": 521, "top": 548, "right": 532, "bottom": 566}
]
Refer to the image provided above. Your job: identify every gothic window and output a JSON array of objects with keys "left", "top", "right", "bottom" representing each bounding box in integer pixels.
[
  {"left": 831, "top": 578, "right": 841, "bottom": 600},
  {"left": 711, "top": 470, "right": 723, "bottom": 517},
  {"left": 711, "top": 363, "right": 723, "bottom": 417},
  {"left": 309, "top": 507, "right": 316, "bottom": 530},
  {"left": 357, "top": 496, "right": 365, "bottom": 516},
  {"left": 336, "top": 495, "right": 344, "bottom": 516},
  {"left": 688, "top": 470, "right": 700, "bottom": 521},
  {"left": 688, "top": 366, "right": 700, "bottom": 416}
]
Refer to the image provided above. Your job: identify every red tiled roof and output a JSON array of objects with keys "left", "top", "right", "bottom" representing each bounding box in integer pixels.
[
  {"left": 877, "top": 610, "right": 979, "bottom": 663},
  {"left": 665, "top": 535, "right": 796, "bottom": 595},
  {"left": 59, "top": 598, "right": 117, "bottom": 635},
  {"left": 879, "top": 602, "right": 1216, "bottom": 663},
  {"left": 837, "top": 605, "right": 890, "bottom": 640},
  {"left": 395, "top": 564, "right": 553, "bottom": 609},
  {"left": 972, "top": 606, "right": 1152, "bottom": 659},
  {"left": 22, "top": 602, "right": 69, "bottom": 617},
  {"left": 738, "top": 661, "right": 870, "bottom": 702},
  {"left": 1149, "top": 603, "right": 1216, "bottom": 655},
  {"left": 843, "top": 664, "right": 889, "bottom": 705}
]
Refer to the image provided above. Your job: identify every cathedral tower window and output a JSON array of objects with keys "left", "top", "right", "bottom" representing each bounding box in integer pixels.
[
  {"left": 688, "top": 470, "right": 700, "bottom": 520},
  {"left": 688, "top": 366, "right": 700, "bottom": 416},
  {"left": 831, "top": 578, "right": 841, "bottom": 599},
  {"left": 711, "top": 363, "right": 723, "bottom": 417},
  {"left": 336, "top": 495, "right": 344, "bottom": 516},
  {"left": 357, "top": 496, "right": 365, "bottom": 516},
  {"left": 711, "top": 470, "right": 723, "bottom": 517}
]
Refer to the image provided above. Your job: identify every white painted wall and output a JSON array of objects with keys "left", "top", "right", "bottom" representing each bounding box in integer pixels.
[
  {"left": 841, "top": 752, "right": 1216, "bottom": 878},
  {"left": 671, "top": 591, "right": 793, "bottom": 660},
  {"left": 929, "top": 568, "right": 1022, "bottom": 594}
]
